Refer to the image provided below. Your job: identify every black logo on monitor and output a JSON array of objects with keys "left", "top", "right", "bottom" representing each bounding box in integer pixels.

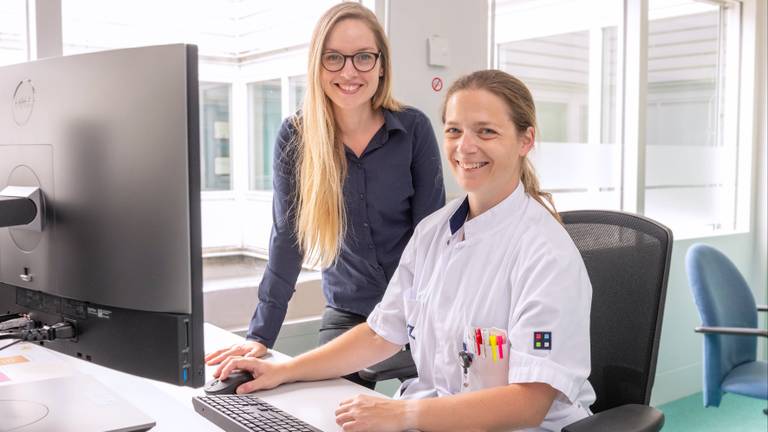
[{"left": 13, "top": 79, "right": 35, "bottom": 126}]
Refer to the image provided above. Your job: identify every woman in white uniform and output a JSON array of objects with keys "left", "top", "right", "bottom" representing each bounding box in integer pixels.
[{"left": 214, "top": 70, "right": 595, "bottom": 432}]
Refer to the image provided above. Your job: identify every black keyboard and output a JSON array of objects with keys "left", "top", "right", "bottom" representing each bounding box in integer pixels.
[{"left": 193, "top": 394, "right": 322, "bottom": 432}]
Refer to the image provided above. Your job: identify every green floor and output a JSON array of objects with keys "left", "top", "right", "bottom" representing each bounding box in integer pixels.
[{"left": 658, "top": 392, "right": 767, "bottom": 431}]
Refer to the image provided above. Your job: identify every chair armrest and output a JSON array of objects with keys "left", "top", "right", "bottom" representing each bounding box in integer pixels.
[
  {"left": 359, "top": 349, "right": 417, "bottom": 382},
  {"left": 695, "top": 326, "right": 768, "bottom": 337},
  {"left": 757, "top": 305, "right": 767, "bottom": 312},
  {"left": 561, "top": 404, "right": 664, "bottom": 432}
]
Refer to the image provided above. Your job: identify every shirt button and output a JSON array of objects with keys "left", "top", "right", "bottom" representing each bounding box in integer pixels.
[
  {"left": 359, "top": 193, "right": 364, "bottom": 200},
  {"left": 368, "top": 244, "right": 374, "bottom": 249},
  {"left": 363, "top": 222, "right": 369, "bottom": 227}
]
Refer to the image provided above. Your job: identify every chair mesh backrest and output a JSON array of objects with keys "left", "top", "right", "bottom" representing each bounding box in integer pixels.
[{"left": 561, "top": 211, "right": 672, "bottom": 413}]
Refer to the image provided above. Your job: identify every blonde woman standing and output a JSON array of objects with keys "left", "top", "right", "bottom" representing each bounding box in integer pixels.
[{"left": 206, "top": 3, "right": 445, "bottom": 388}]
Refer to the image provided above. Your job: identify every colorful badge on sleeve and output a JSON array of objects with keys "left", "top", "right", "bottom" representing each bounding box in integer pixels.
[{"left": 533, "top": 331, "right": 551, "bottom": 350}]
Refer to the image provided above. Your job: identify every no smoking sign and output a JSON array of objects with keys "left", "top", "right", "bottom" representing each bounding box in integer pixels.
[{"left": 431, "top": 77, "right": 443, "bottom": 92}]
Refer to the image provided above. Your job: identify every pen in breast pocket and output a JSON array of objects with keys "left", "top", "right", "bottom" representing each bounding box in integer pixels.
[
  {"left": 462, "top": 328, "right": 470, "bottom": 355},
  {"left": 490, "top": 334, "right": 497, "bottom": 362},
  {"left": 497, "top": 334, "right": 504, "bottom": 360}
]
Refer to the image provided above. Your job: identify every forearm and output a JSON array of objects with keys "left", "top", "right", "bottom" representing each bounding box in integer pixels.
[
  {"left": 284, "top": 323, "right": 401, "bottom": 382},
  {"left": 409, "top": 383, "right": 556, "bottom": 432},
  {"left": 247, "top": 300, "right": 287, "bottom": 347},
  {"left": 250, "top": 227, "right": 304, "bottom": 345}
]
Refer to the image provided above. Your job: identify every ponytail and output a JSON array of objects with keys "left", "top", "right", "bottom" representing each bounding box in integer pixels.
[{"left": 520, "top": 158, "right": 561, "bottom": 222}]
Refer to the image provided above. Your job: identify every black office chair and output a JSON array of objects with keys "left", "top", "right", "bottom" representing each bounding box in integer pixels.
[{"left": 361, "top": 210, "right": 673, "bottom": 432}]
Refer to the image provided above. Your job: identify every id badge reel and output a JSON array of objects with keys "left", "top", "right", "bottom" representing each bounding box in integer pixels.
[{"left": 459, "top": 326, "right": 509, "bottom": 392}]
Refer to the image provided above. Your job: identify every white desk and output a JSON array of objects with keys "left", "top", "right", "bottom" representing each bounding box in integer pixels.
[{"left": 0, "top": 323, "right": 384, "bottom": 432}]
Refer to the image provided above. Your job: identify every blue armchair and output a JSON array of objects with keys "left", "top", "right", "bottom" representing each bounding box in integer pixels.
[{"left": 685, "top": 243, "right": 768, "bottom": 411}]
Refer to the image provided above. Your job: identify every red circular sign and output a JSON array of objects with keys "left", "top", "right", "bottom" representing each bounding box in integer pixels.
[{"left": 431, "top": 77, "right": 443, "bottom": 92}]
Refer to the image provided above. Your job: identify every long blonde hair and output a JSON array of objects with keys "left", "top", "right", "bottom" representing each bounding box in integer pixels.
[
  {"left": 293, "top": 3, "right": 402, "bottom": 268},
  {"left": 441, "top": 70, "right": 561, "bottom": 222}
]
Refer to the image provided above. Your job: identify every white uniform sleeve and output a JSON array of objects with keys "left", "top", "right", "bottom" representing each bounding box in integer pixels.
[
  {"left": 366, "top": 231, "right": 418, "bottom": 346},
  {"left": 506, "top": 238, "right": 592, "bottom": 404}
]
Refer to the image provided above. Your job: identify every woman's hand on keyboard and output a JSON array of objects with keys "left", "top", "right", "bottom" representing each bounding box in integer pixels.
[{"left": 204, "top": 340, "right": 268, "bottom": 366}]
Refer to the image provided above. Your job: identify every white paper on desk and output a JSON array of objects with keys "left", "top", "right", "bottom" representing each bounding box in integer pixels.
[{"left": 0, "top": 342, "right": 76, "bottom": 385}]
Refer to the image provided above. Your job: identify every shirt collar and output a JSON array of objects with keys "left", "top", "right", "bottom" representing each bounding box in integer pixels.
[
  {"left": 346, "top": 109, "right": 406, "bottom": 158},
  {"left": 449, "top": 198, "right": 470, "bottom": 235},
  {"left": 447, "top": 182, "right": 526, "bottom": 238},
  {"left": 382, "top": 108, "right": 407, "bottom": 135}
]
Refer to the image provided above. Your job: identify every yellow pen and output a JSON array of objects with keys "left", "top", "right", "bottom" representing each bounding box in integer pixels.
[{"left": 490, "top": 334, "right": 497, "bottom": 362}]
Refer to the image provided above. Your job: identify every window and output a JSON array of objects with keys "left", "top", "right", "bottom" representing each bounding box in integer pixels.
[
  {"left": 494, "top": 0, "right": 745, "bottom": 236},
  {"left": 200, "top": 83, "right": 232, "bottom": 191},
  {"left": 248, "top": 80, "right": 282, "bottom": 191},
  {"left": 248, "top": 75, "right": 307, "bottom": 191},
  {"left": 0, "top": 0, "right": 27, "bottom": 66},
  {"left": 495, "top": 0, "right": 621, "bottom": 211},
  {"left": 62, "top": 0, "right": 238, "bottom": 58},
  {"left": 63, "top": 0, "right": 240, "bottom": 193},
  {"left": 644, "top": 1, "right": 728, "bottom": 235},
  {"left": 289, "top": 75, "right": 308, "bottom": 113},
  {"left": 62, "top": 0, "right": 344, "bottom": 251}
]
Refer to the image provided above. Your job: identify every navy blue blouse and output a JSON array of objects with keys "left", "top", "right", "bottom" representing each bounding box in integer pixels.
[{"left": 247, "top": 107, "right": 446, "bottom": 347}]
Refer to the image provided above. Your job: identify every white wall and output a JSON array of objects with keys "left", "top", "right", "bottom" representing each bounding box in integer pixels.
[{"left": 386, "top": 0, "right": 489, "bottom": 199}]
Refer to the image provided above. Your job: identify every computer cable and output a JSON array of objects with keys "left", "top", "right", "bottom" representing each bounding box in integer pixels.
[
  {"left": 0, "top": 314, "right": 35, "bottom": 332},
  {"left": 0, "top": 321, "right": 77, "bottom": 343},
  {"left": 0, "top": 312, "right": 24, "bottom": 322}
]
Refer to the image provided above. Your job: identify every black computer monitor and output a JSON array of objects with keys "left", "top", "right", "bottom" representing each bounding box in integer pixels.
[{"left": 0, "top": 44, "right": 205, "bottom": 387}]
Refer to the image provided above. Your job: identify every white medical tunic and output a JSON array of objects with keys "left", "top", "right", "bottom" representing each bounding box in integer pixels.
[{"left": 367, "top": 184, "right": 596, "bottom": 431}]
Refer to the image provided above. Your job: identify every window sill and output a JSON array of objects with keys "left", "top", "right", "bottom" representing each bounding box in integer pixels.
[
  {"left": 670, "top": 227, "right": 751, "bottom": 242},
  {"left": 201, "top": 190, "right": 237, "bottom": 201}
]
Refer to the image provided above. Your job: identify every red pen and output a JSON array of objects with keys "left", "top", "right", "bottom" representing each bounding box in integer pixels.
[
  {"left": 497, "top": 335, "right": 505, "bottom": 359},
  {"left": 475, "top": 328, "right": 482, "bottom": 357}
]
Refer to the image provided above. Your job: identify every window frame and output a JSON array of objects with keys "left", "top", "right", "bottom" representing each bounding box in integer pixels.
[{"left": 491, "top": 0, "right": 757, "bottom": 239}]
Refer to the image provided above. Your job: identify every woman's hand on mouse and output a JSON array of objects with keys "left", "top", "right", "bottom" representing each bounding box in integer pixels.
[
  {"left": 214, "top": 356, "right": 292, "bottom": 394},
  {"left": 204, "top": 340, "right": 268, "bottom": 366}
]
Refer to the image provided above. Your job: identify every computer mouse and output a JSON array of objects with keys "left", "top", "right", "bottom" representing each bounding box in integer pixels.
[{"left": 203, "top": 370, "right": 253, "bottom": 395}]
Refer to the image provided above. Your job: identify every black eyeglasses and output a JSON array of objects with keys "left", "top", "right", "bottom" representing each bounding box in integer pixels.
[{"left": 321, "top": 51, "right": 382, "bottom": 72}]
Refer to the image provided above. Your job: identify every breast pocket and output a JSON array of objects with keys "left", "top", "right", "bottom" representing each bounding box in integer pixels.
[{"left": 461, "top": 326, "right": 510, "bottom": 394}]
